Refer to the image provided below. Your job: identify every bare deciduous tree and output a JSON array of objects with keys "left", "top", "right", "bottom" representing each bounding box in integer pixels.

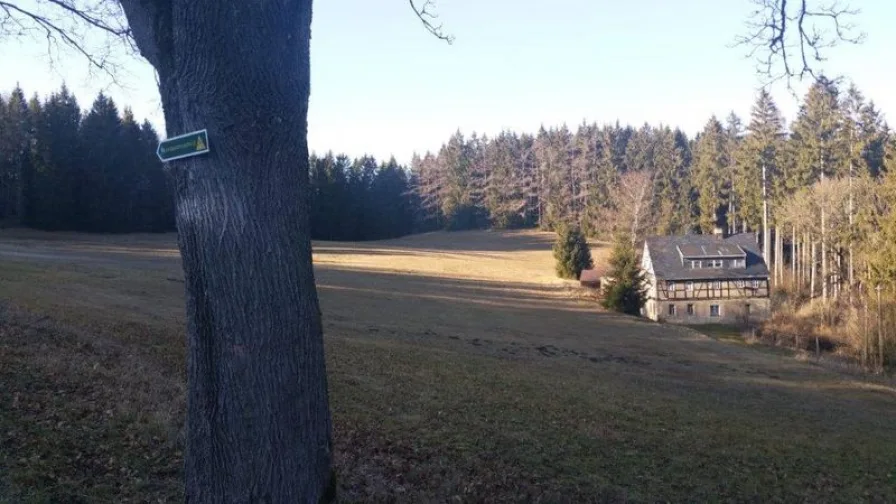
[
  {"left": 737, "top": 0, "right": 865, "bottom": 85},
  {"left": 608, "top": 170, "right": 656, "bottom": 245}
]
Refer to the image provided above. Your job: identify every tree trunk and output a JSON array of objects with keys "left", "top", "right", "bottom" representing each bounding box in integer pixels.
[
  {"left": 863, "top": 296, "right": 868, "bottom": 369},
  {"left": 810, "top": 241, "right": 817, "bottom": 302},
  {"left": 878, "top": 288, "right": 885, "bottom": 370},
  {"left": 801, "top": 234, "right": 806, "bottom": 288},
  {"left": 820, "top": 165, "right": 827, "bottom": 302},
  {"left": 791, "top": 225, "right": 797, "bottom": 287},
  {"left": 804, "top": 233, "right": 810, "bottom": 287},
  {"left": 821, "top": 219, "right": 827, "bottom": 302},
  {"left": 762, "top": 163, "right": 770, "bottom": 269},
  {"left": 119, "top": 1, "right": 333, "bottom": 501},
  {"left": 16, "top": 156, "right": 26, "bottom": 225},
  {"left": 775, "top": 225, "right": 783, "bottom": 286},
  {"left": 848, "top": 158, "right": 854, "bottom": 302}
]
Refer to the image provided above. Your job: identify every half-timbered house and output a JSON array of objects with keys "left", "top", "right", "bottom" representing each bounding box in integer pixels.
[{"left": 641, "top": 233, "right": 770, "bottom": 324}]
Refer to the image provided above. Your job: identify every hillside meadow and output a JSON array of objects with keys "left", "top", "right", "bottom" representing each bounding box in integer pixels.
[{"left": 0, "top": 229, "right": 894, "bottom": 503}]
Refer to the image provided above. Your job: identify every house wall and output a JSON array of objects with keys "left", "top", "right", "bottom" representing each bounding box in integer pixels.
[
  {"left": 658, "top": 279, "right": 770, "bottom": 301},
  {"left": 641, "top": 244, "right": 658, "bottom": 320},
  {"left": 653, "top": 298, "right": 771, "bottom": 325}
]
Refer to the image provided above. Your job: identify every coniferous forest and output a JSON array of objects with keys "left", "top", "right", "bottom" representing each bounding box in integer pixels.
[
  {"left": 0, "top": 85, "right": 416, "bottom": 240},
  {"left": 413, "top": 79, "right": 896, "bottom": 295}
]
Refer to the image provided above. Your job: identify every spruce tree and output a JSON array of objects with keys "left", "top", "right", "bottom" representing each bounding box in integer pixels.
[
  {"left": 0, "top": 86, "right": 32, "bottom": 224},
  {"left": 693, "top": 116, "right": 728, "bottom": 233},
  {"left": 734, "top": 89, "right": 786, "bottom": 232},
  {"left": 80, "top": 92, "right": 124, "bottom": 232},
  {"left": 651, "top": 126, "right": 689, "bottom": 234},
  {"left": 601, "top": 235, "right": 647, "bottom": 315},
  {"left": 789, "top": 77, "right": 844, "bottom": 187},
  {"left": 553, "top": 226, "right": 593, "bottom": 280},
  {"left": 138, "top": 120, "right": 175, "bottom": 231},
  {"left": 723, "top": 112, "right": 743, "bottom": 233}
]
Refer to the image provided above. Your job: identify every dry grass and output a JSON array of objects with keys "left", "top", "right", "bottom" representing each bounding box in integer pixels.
[{"left": 1, "top": 229, "right": 895, "bottom": 503}]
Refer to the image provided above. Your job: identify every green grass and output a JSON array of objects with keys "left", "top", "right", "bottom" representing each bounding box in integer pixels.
[{"left": 1, "top": 230, "right": 895, "bottom": 502}]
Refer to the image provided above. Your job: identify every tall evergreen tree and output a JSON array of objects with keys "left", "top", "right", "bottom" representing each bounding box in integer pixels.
[
  {"left": 735, "top": 89, "right": 786, "bottom": 233},
  {"left": 693, "top": 116, "right": 728, "bottom": 233},
  {"left": 138, "top": 120, "right": 176, "bottom": 231},
  {"left": 602, "top": 234, "right": 647, "bottom": 315},
  {"left": 723, "top": 112, "right": 744, "bottom": 233},
  {"left": 790, "top": 77, "right": 845, "bottom": 299},
  {"left": 0, "top": 85, "right": 32, "bottom": 224},
  {"left": 26, "top": 86, "right": 81, "bottom": 229},
  {"left": 80, "top": 92, "right": 125, "bottom": 232}
]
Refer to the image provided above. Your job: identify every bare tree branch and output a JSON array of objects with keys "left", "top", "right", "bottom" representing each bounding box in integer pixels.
[
  {"left": 44, "top": 0, "right": 128, "bottom": 37},
  {"left": 0, "top": 0, "right": 133, "bottom": 82},
  {"left": 409, "top": 0, "right": 454, "bottom": 44},
  {"left": 735, "top": 0, "right": 865, "bottom": 87}
]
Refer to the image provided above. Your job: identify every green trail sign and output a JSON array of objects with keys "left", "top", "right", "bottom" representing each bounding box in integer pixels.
[{"left": 157, "top": 129, "right": 210, "bottom": 162}]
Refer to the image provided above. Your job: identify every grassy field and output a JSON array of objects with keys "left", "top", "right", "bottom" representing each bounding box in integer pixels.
[{"left": 1, "top": 229, "right": 894, "bottom": 503}]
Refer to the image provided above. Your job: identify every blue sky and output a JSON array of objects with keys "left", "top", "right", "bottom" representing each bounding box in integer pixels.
[{"left": 1, "top": 0, "right": 894, "bottom": 164}]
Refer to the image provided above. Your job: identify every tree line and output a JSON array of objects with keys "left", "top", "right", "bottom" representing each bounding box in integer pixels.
[
  {"left": 0, "top": 85, "right": 174, "bottom": 232},
  {"left": 411, "top": 79, "right": 895, "bottom": 290},
  {"left": 0, "top": 85, "right": 416, "bottom": 240}
]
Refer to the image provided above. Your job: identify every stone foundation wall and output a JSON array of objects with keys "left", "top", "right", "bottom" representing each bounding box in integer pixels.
[{"left": 645, "top": 298, "right": 770, "bottom": 325}]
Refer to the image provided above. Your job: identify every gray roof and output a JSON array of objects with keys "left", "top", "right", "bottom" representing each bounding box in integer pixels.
[{"left": 644, "top": 233, "right": 769, "bottom": 281}]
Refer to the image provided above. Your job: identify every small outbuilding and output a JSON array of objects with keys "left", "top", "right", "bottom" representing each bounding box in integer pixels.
[{"left": 579, "top": 265, "right": 610, "bottom": 289}]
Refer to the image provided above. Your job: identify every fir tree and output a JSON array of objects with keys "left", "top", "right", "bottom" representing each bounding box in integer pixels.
[
  {"left": 693, "top": 116, "right": 728, "bottom": 233},
  {"left": 734, "top": 89, "right": 785, "bottom": 232},
  {"left": 553, "top": 226, "right": 593, "bottom": 280},
  {"left": 601, "top": 235, "right": 647, "bottom": 315},
  {"left": 0, "top": 85, "right": 32, "bottom": 223}
]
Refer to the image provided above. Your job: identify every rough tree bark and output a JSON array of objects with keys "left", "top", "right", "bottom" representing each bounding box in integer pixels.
[
  {"left": 762, "top": 163, "right": 770, "bottom": 271},
  {"left": 118, "top": 1, "right": 333, "bottom": 501},
  {"left": 810, "top": 240, "right": 817, "bottom": 301},
  {"left": 793, "top": 225, "right": 798, "bottom": 287}
]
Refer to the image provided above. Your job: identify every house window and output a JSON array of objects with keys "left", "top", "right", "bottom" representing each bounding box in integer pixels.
[
  {"left": 690, "top": 260, "right": 702, "bottom": 269},
  {"left": 668, "top": 304, "right": 676, "bottom": 316},
  {"left": 752, "top": 279, "right": 760, "bottom": 289},
  {"left": 710, "top": 259, "right": 723, "bottom": 268},
  {"left": 710, "top": 304, "right": 720, "bottom": 317},
  {"left": 735, "top": 280, "right": 745, "bottom": 288},
  {"left": 686, "top": 281, "right": 694, "bottom": 293},
  {"left": 734, "top": 259, "right": 746, "bottom": 268},
  {"left": 667, "top": 281, "right": 676, "bottom": 292},
  {"left": 713, "top": 281, "right": 722, "bottom": 289},
  {"left": 745, "top": 303, "right": 751, "bottom": 315},
  {"left": 687, "top": 304, "right": 695, "bottom": 316}
]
